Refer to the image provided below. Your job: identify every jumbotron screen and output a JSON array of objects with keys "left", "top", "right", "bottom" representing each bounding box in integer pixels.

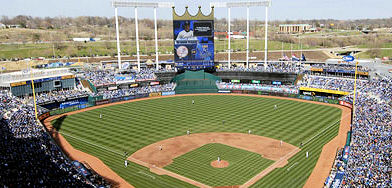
[{"left": 173, "top": 20, "right": 214, "bottom": 70}]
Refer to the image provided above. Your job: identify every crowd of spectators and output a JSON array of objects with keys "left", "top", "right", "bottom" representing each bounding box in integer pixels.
[
  {"left": 36, "top": 90, "right": 91, "bottom": 104},
  {"left": 310, "top": 64, "right": 370, "bottom": 72},
  {"left": 98, "top": 83, "right": 176, "bottom": 100},
  {"left": 216, "top": 62, "right": 303, "bottom": 73},
  {"left": 83, "top": 69, "right": 158, "bottom": 86},
  {"left": 335, "top": 76, "right": 392, "bottom": 187},
  {"left": 298, "top": 75, "right": 368, "bottom": 92},
  {"left": 0, "top": 90, "right": 109, "bottom": 187}
]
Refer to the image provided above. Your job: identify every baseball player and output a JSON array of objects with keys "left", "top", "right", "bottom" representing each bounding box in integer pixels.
[
  {"left": 248, "top": 129, "right": 252, "bottom": 134},
  {"left": 124, "top": 160, "right": 128, "bottom": 167},
  {"left": 187, "top": 130, "right": 190, "bottom": 135},
  {"left": 99, "top": 113, "right": 102, "bottom": 119},
  {"left": 306, "top": 151, "right": 309, "bottom": 158},
  {"left": 274, "top": 104, "right": 278, "bottom": 110},
  {"left": 218, "top": 156, "right": 221, "bottom": 162},
  {"left": 280, "top": 140, "right": 283, "bottom": 147},
  {"left": 192, "top": 99, "right": 195, "bottom": 104},
  {"left": 159, "top": 145, "right": 163, "bottom": 151}
]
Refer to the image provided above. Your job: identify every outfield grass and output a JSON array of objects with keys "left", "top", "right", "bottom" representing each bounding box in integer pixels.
[
  {"left": 53, "top": 95, "right": 342, "bottom": 187},
  {"left": 164, "top": 143, "right": 274, "bottom": 186}
]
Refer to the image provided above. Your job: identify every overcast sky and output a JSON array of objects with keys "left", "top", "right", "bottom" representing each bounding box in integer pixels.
[{"left": 0, "top": 0, "right": 390, "bottom": 21}]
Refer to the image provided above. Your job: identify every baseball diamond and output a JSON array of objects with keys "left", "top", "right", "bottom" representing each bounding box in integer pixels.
[{"left": 44, "top": 94, "right": 349, "bottom": 188}]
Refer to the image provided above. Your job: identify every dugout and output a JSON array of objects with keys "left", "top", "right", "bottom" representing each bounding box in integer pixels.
[{"left": 172, "top": 70, "right": 221, "bottom": 94}]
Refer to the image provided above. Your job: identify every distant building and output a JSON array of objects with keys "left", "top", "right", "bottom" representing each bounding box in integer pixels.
[
  {"left": 5, "top": 24, "right": 21, "bottom": 29},
  {"left": 72, "top": 38, "right": 101, "bottom": 42},
  {"left": 279, "top": 24, "right": 313, "bottom": 34}
]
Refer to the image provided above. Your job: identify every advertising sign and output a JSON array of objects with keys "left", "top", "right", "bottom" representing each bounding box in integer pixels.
[
  {"left": 342, "top": 55, "right": 355, "bottom": 62},
  {"left": 251, "top": 80, "right": 260, "bottom": 84},
  {"left": 330, "top": 171, "right": 345, "bottom": 188},
  {"left": 60, "top": 100, "right": 81, "bottom": 109},
  {"left": 339, "top": 100, "right": 353, "bottom": 109},
  {"left": 150, "top": 81, "right": 160, "bottom": 86},
  {"left": 173, "top": 8, "right": 214, "bottom": 70},
  {"left": 162, "top": 91, "right": 176, "bottom": 96}
]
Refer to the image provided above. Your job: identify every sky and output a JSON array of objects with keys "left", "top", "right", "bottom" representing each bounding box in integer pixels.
[{"left": 0, "top": 0, "right": 391, "bottom": 21}]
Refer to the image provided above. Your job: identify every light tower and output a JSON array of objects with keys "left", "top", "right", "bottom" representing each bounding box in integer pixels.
[
  {"left": 210, "top": 1, "right": 272, "bottom": 69},
  {"left": 112, "top": 1, "right": 174, "bottom": 71}
]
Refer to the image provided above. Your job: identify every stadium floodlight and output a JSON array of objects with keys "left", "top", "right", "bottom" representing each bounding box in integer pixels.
[
  {"left": 210, "top": 1, "right": 271, "bottom": 69},
  {"left": 112, "top": 1, "right": 174, "bottom": 71}
]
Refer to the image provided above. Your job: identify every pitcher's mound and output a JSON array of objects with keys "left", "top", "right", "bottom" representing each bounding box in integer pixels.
[{"left": 211, "top": 160, "right": 229, "bottom": 168}]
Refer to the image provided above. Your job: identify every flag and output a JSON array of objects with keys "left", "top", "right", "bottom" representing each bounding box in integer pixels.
[
  {"left": 279, "top": 54, "right": 290, "bottom": 61},
  {"left": 301, "top": 54, "right": 307, "bottom": 61},
  {"left": 291, "top": 54, "right": 300, "bottom": 61},
  {"left": 284, "top": 54, "right": 290, "bottom": 61}
]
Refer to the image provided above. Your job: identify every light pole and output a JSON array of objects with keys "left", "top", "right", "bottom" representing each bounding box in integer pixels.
[
  {"left": 211, "top": 1, "right": 272, "bottom": 69},
  {"left": 112, "top": 1, "right": 174, "bottom": 72}
]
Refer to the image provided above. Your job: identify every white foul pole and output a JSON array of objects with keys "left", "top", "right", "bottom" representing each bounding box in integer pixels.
[
  {"left": 246, "top": 7, "right": 249, "bottom": 69},
  {"left": 264, "top": 6, "right": 268, "bottom": 67},
  {"left": 134, "top": 7, "right": 140, "bottom": 72},
  {"left": 228, "top": 7, "right": 231, "bottom": 69},
  {"left": 115, "top": 7, "right": 122, "bottom": 69},
  {"left": 154, "top": 7, "right": 159, "bottom": 71}
]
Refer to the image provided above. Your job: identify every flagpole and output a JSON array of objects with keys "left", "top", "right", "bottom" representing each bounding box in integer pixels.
[{"left": 281, "top": 42, "right": 283, "bottom": 59}]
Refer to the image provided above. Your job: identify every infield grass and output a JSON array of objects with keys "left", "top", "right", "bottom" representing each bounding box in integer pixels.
[
  {"left": 53, "top": 95, "right": 342, "bottom": 188},
  {"left": 165, "top": 143, "right": 273, "bottom": 187}
]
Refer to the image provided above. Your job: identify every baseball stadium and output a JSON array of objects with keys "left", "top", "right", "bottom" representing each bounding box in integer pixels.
[{"left": 1, "top": 1, "right": 392, "bottom": 188}]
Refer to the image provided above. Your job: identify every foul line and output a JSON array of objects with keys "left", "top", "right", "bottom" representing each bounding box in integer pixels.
[
  {"left": 286, "top": 162, "right": 299, "bottom": 171},
  {"left": 56, "top": 130, "right": 124, "bottom": 156}
]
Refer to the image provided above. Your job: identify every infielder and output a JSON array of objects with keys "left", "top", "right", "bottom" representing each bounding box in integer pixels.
[
  {"left": 187, "top": 130, "right": 190, "bottom": 135},
  {"left": 306, "top": 151, "right": 309, "bottom": 158},
  {"left": 248, "top": 129, "right": 252, "bottom": 134},
  {"left": 124, "top": 160, "right": 128, "bottom": 167},
  {"left": 159, "top": 145, "right": 163, "bottom": 151},
  {"left": 99, "top": 114, "right": 102, "bottom": 119}
]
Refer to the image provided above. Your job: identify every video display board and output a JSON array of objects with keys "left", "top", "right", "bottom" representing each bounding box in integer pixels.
[{"left": 173, "top": 8, "right": 214, "bottom": 70}]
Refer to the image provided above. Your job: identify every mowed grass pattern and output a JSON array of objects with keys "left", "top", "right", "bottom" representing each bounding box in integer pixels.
[
  {"left": 53, "top": 95, "right": 342, "bottom": 188},
  {"left": 164, "top": 143, "right": 274, "bottom": 186}
]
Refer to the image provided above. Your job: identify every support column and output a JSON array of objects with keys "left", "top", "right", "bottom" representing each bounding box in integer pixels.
[
  {"left": 228, "top": 7, "right": 231, "bottom": 69},
  {"left": 246, "top": 7, "right": 249, "bottom": 69},
  {"left": 264, "top": 6, "right": 268, "bottom": 67},
  {"left": 115, "top": 8, "right": 122, "bottom": 69},
  {"left": 154, "top": 7, "right": 159, "bottom": 71},
  {"left": 135, "top": 7, "right": 141, "bottom": 72}
]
